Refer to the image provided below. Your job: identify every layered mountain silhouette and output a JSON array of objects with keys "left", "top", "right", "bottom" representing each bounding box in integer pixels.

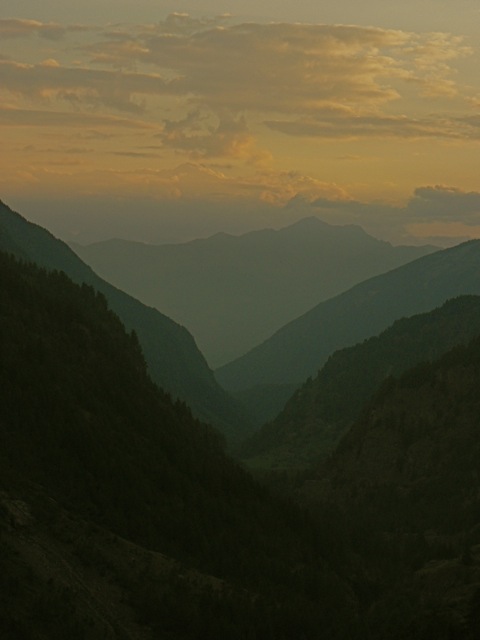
[
  {"left": 0, "top": 250, "right": 360, "bottom": 638},
  {"left": 72, "top": 217, "right": 435, "bottom": 367},
  {"left": 2, "top": 234, "right": 480, "bottom": 638},
  {"left": 0, "top": 199, "right": 246, "bottom": 440},
  {"left": 297, "top": 333, "right": 480, "bottom": 638},
  {"left": 217, "top": 240, "right": 480, "bottom": 394},
  {"left": 241, "top": 296, "right": 480, "bottom": 470},
  {"left": 309, "top": 331, "right": 480, "bottom": 527}
]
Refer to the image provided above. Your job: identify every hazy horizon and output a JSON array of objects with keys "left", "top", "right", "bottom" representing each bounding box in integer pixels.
[{"left": 1, "top": 1, "right": 480, "bottom": 246}]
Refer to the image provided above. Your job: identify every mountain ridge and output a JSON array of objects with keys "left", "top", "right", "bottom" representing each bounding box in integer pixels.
[
  {"left": 0, "top": 249, "right": 360, "bottom": 639},
  {"left": 72, "top": 216, "right": 436, "bottom": 367},
  {"left": 0, "top": 199, "right": 247, "bottom": 440},
  {"left": 241, "top": 295, "right": 480, "bottom": 470},
  {"left": 216, "top": 239, "right": 480, "bottom": 392}
]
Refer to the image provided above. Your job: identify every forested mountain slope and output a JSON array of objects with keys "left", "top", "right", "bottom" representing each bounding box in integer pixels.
[
  {"left": 0, "top": 251, "right": 361, "bottom": 639},
  {"left": 242, "top": 295, "right": 480, "bottom": 470},
  {"left": 300, "top": 334, "right": 480, "bottom": 639},
  {"left": 217, "top": 239, "right": 480, "bottom": 392},
  {"left": 72, "top": 216, "right": 435, "bottom": 366},
  {"left": 2, "top": 250, "right": 479, "bottom": 638},
  {"left": 0, "top": 199, "right": 247, "bottom": 440}
]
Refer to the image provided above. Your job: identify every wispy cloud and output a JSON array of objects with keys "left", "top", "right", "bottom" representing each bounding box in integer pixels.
[
  {"left": 156, "top": 110, "right": 268, "bottom": 162},
  {"left": 308, "top": 185, "right": 480, "bottom": 242},
  {"left": 90, "top": 20, "right": 471, "bottom": 112},
  {"left": 0, "top": 16, "right": 475, "bottom": 151},
  {"left": 0, "top": 105, "right": 154, "bottom": 129},
  {"left": 0, "top": 18, "right": 91, "bottom": 40},
  {"left": 0, "top": 59, "right": 173, "bottom": 114},
  {"left": 1, "top": 13, "right": 479, "bottom": 245},
  {"left": 264, "top": 113, "right": 480, "bottom": 140}
]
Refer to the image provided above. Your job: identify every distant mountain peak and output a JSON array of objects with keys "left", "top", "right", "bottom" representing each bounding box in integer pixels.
[
  {"left": 287, "top": 216, "right": 329, "bottom": 228},
  {"left": 280, "top": 216, "right": 375, "bottom": 240}
]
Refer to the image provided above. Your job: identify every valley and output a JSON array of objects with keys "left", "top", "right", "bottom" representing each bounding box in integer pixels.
[{"left": 2, "top": 199, "right": 480, "bottom": 639}]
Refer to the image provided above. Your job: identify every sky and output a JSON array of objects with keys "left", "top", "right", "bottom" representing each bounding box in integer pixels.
[{"left": 1, "top": 0, "right": 480, "bottom": 246}]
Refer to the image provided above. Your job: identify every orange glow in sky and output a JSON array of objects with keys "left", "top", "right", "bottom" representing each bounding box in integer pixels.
[{"left": 1, "top": 2, "right": 479, "bottom": 245}]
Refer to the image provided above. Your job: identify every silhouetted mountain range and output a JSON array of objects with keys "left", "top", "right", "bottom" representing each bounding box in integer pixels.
[
  {"left": 241, "top": 296, "right": 480, "bottom": 470},
  {"left": 0, "top": 250, "right": 360, "bottom": 639},
  {"left": 217, "top": 240, "right": 480, "bottom": 394},
  {"left": 300, "top": 332, "right": 480, "bottom": 638},
  {"left": 0, "top": 199, "right": 246, "bottom": 441},
  {"left": 71, "top": 217, "right": 436, "bottom": 367},
  {"left": 2, "top": 227, "right": 480, "bottom": 638}
]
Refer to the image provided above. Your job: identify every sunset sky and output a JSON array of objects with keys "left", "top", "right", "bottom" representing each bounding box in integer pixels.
[{"left": 1, "top": 0, "right": 480, "bottom": 245}]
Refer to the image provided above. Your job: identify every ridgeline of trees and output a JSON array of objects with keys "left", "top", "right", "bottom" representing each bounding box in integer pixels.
[{"left": 0, "top": 250, "right": 361, "bottom": 639}]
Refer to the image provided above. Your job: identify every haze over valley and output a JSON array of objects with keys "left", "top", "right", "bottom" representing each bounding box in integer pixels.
[
  {"left": 71, "top": 217, "right": 436, "bottom": 366},
  {"left": 2, "top": 1, "right": 480, "bottom": 637}
]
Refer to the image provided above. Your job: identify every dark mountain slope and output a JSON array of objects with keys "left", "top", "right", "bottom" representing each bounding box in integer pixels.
[
  {"left": 0, "top": 199, "right": 246, "bottom": 440},
  {"left": 242, "top": 295, "right": 480, "bottom": 470},
  {"left": 300, "top": 334, "right": 480, "bottom": 639},
  {"left": 217, "top": 239, "right": 480, "bottom": 391},
  {"left": 72, "top": 216, "right": 435, "bottom": 366},
  {"left": 0, "top": 251, "right": 361, "bottom": 639},
  {"left": 312, "top": 335, "right": 480, "bottom": 531}
]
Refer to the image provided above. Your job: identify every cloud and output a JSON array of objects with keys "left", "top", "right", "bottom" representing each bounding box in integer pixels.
[
  {"left": 0, "top": 156, "right": 346, "bottom": 210},
  {"left": 0, "top": 15, "right": 475, "bottom": 157},
  {"left": 0, "top": 18, "right": 90, "bottom": 40},
  {"left": 76, "top": 17, "right": 474, "bottom": 145},
  {"left": 113, "top": 150, "right": 161, "bottom": 158},
  {"left": 407, "top": 185, "right": 480, "bottom": 222},
  {"left": 0, "top": 105, "right": 154, "bottom": 129},
  {"left": 0, "top": 19, "right": 66, "bottom": 40},
  {"left": 137, "top": 22, "right": 407, "bottom": 113},
  {"left": 91, "top": 20, "right": 469, "bottom": 114},
  {"left": 264, "top": 112, "right": 480, "bottom": 140},
  {"left": 308, "top": 185, "right": 480, "bottom": 242},
  {"left": 157, "top": 110, "right": 267, "bottom": 161},
  {"left": 0, "top": 59, "right": 175, "bottom": 114}
]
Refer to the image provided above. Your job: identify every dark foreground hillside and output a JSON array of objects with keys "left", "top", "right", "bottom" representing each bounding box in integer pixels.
[
  {"left": 3, "top": 249, "right": 480, "bottom": 639},
  {"left": 0, "top": 251, "right": 362, "bottom": 639},
  {"left": 302, "top": 333, "right": 480, "bottom": 639},
  {"left": 0, "top": 199, "right": 248, "bottom": 442}
]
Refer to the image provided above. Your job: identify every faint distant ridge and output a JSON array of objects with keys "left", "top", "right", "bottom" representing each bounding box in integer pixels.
[
  {"left": 72, "top": 215, "right": 436, "bottom": 367},
  {"left": 241, "top": 295, "right": 480, "bottom": 470},
  {"left": 216, "top": 239, "right": 480, "bottom": 392},
  {"left": 0, "top": 199, "right": 247, "bottom": 441}
]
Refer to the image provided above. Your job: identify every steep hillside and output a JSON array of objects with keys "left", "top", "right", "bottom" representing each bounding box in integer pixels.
[
  {"left": 242, "top": 296, "right": 480, "bottom": 470},
  {"left": 72, "top": 217, "right": 435, "bottom": 366},
  {"left": 300, "top": 334, "right": 480, "bottom": 639},
  {"left": 217, "top": 239, "right": 480, "bottom": 392},
  {"left": 0, "top": 251, "right": 361, "bottom": 639},
  {"left": 309, "top": 334, "right": 480, "bottom": 531},
  {"left": 0, "top": 199, "right": 247, "bottom": 441}
]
